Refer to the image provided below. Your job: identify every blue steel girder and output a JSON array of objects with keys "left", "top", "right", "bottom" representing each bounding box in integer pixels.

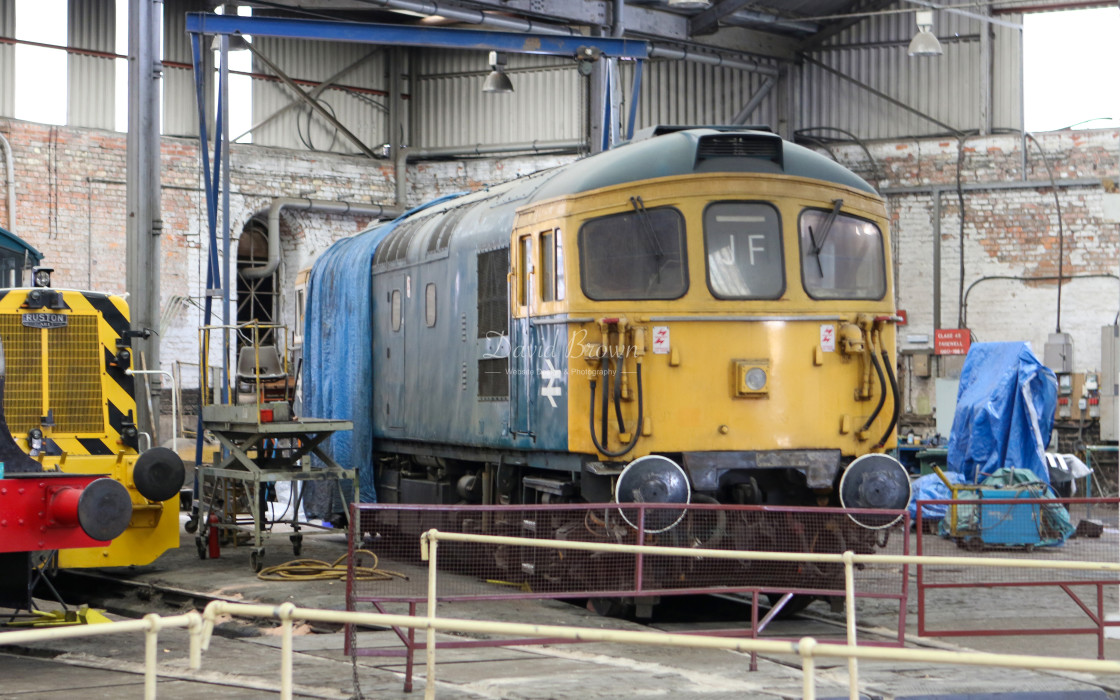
[{"left": 184, "top": 13, "right": 649, "bottom": 60}]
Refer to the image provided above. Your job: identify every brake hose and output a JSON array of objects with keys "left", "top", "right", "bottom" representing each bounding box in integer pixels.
[
  {"left": 600, "top": 355, "right": 609, "bottom": 449},
  {"left": 590, "top": 361, "right": 644, "bottom": 458},
  {"left": 858, "top": 335, "right": 887, "bottom": 436},
  {"left": 612, "top": 357, "right": 626, "bottom": 434},
  {"left": 875, "top": 339, "right": 900, "bottom": 449}
]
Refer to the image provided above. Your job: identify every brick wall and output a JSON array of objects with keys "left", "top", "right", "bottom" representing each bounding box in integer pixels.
[
  {"left": 827, "top": 130, "right": 1119, "bottom": 430},
  {"left": 0, "top": 118, "right": 399, "bottom": 389},
  {"left": 1, "top": 118, "right": 1116, "bottom": 434}
]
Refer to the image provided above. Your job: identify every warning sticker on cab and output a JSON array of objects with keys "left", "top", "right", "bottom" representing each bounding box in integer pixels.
[{"left": 820, "top": 324, "right": 836, "bottom": 352}]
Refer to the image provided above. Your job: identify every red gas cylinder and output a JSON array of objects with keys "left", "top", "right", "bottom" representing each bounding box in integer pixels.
[{"left": 207, "top": 512, "right": 221, "bottom": 559}]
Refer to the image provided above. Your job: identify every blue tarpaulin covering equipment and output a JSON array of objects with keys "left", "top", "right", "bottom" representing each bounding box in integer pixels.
[
  {"left": 946, "top": 342, "right": 1058, "bottom": 485},
  {"left": 937, "top": 467, "right": 1076, "bottom": 546},
  {"left": 302, "top": 194, "right": 465, "bottom": 505},
  {"left": 908, "top": 470, "right": 969, "bottom": 523}
]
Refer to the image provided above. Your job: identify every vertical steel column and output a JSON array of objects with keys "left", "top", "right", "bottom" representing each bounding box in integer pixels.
[
  {"left": 126, "top": 0, "right": 163, "bottom": 440},
  {"left": 978, "top": 7, "right": 992, "bottom": 135},
  {"left": 190, "top": 30, "right": 226, "bottom": 522},
  {"left": 626, "top": 59, "right": 643, "bottom": 141},
  {"left": 219, "top": 37, "right": 233, "bottom": 399},
  {"left": 390, "top": 48, "right": 408, "bottom": 207}
]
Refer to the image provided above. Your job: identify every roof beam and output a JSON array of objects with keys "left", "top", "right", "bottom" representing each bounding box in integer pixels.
[
  {"left": 797, "top": 0, "right": 898, "bottom": 52},
  {"left": 186, "top": 12, "right": 649, "bottom": 57},
  {"left": 690, "top": 0, "right": 754, "bottom": 36}
]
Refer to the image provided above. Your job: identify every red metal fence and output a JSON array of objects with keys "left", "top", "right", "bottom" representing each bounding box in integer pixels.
[
  {"left": 916, "top": 496, "right": 1120, "bottom": 659},
  {"left": 346, "top": 502, "right": 909, "bottom": 691}
]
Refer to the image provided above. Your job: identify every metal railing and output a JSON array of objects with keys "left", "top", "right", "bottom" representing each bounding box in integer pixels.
[
  {"left": 0, "top": 612, "right": 204, "bottom": 700},
  {"left": 346, "top": 501, "right": 911, "bottom": 690},
  {"left": 193, "top": 598, "right": 1120, "bottom": 700},
  {"left": 414, "top": 527, "right": 1120, "bottom": 700},
  {"left": 916, "top": 495, "right": 1120, "bottom": 655},
  {"left": 5, "top": 551, "right": 1120, "bottom": 700}
]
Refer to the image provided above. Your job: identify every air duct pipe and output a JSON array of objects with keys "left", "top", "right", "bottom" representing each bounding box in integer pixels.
[
  {"left": 241, "top": 198, "right": 403, "bottom": 279},
  {"left": 647, "top": 45, "right": 778, "bottom": 76},
  {"left": 0, "top": 132, "right": 15, "bottom": 232}
]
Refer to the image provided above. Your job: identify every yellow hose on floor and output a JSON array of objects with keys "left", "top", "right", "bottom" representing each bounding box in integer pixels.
[{"left": 256, "top": 549, "right": 409, "bottom": 582}]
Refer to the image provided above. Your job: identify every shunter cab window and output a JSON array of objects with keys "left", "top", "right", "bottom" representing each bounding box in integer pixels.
[
  {"left": 578, "top": 207, "right": 687, "bottom": 301},
  {"left": 799, "top": 208, "right": 886, "bottom": 300},
  {"left": 703, "top": 202, "right": 783, "bottom": 299}
]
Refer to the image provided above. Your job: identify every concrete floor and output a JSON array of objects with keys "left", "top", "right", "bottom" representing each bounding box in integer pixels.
[{"left": 2, "top": 514, "right": 1120, "bottom": 699}]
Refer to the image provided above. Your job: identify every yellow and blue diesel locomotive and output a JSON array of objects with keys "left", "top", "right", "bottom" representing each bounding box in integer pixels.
[
  {"left": 303, "top": 126, "right": 907, "bottom": 527},
  {"left": 0, "top": 263, "right": 184, "bottom": 571}
]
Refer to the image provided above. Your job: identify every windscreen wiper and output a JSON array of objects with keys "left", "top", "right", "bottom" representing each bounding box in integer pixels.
[
  {"left": 630, "top": 196, "right": 665, "bottom": 283},
  {"left": 808, "top": 198, "right": 844, "bottom": 277}
]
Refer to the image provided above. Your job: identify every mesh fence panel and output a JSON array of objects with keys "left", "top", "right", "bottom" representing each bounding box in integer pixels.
[
  {"left": 350, "top": 503, "right": 909, "bottom": 604},
  {"left": 916, "top": 498, "right": 1120, "bottom": 585}
]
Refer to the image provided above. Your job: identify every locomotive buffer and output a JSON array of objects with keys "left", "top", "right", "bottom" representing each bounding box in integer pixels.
[{"left": 197, "top": 402, "right": 353, "bottom": 571}]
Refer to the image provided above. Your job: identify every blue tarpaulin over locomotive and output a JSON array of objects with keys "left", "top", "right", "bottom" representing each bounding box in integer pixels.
[
  {"left": 946, "top": 342, "right": 1058, "bottom": 485},
  {"left": 302, "top": 195, "right": 465, "bottom": 503}
]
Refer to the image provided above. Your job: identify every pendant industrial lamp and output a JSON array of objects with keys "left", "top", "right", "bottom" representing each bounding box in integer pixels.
[
  {"left": 907, "top": 10, "right": 943, "bottom": 57},
  {"left": 482, "top": 51, "right": 514, "bottom": 93}
]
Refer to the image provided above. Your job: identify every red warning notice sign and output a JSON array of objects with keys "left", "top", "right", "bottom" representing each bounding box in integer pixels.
[{"left": 935, "top": 329, "right": 971, "bottom": 355}]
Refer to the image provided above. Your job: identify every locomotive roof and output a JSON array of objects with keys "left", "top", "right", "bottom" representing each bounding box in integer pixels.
[
  {"left": 357, "top": 127, "right": 881, "bottom": 270},
  {"left": 529, "top": 127, "right": 879, "bottom": 201}
]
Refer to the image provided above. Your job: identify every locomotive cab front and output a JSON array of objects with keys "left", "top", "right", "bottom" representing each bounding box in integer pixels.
[{"left": 505, "top": 130, "right": 908, "bottom": 514}]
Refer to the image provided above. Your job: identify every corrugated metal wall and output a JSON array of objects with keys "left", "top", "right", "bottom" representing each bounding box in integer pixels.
[
  {"left": 164, "top": 0, "right": 210, "bottom": 138},
  {"left": 67, "top": 0, "right": 114, "bottom": 130},
  {"left": 413, "top": 50, "right": 583, "bottom": 150},
  {"left": 250, "top": 37, "right": 387, "bottom": 154},
  {"left": 621, "top": 59, "right": 781, "bottom": 133},
  {"left": 0, "top": 0, "right": 13, "bottom": 118},
  {"left": 800, "top": 10, "right": 1023, "bottom": 138},
  {"left": 411, "top": 52, "right": 782, "bottom": 151}
]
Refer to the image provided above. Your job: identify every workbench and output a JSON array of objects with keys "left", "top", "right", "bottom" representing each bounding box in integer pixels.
[{"left": 196, "top": 403, "right": 354, "bottom": 571}]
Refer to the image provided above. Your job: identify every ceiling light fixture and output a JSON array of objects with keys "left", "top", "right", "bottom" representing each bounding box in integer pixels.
[
  {"left": 667, "top": 0, "right": 712, "bottom": 8},
  {"left": 907, "top": 10, "right": 943, "bottom": 57},
  {"left": 210, "top": 33, "right": 252, "bottom": 51},
  {"left": 482, "top": 51, "right": 514, "bottom": 93}
]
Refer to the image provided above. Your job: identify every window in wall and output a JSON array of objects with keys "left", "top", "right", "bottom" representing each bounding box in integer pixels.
[
  {"left": 1024, "top": 8, "right": 1120, "bottom": 131},
  {"left": 213, "top": 4, "right": 253, "bottom": 142},
  {"left": 115, "top": 0, "right": 127, "bottom": 132},
  {"left": 15, "top": 0, "right": 67, "bottom": 126}
]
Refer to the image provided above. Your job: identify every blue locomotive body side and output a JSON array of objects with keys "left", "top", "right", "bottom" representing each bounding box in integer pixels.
[{"left": 366, "top": 182, "right": 572, "bottom": 459}]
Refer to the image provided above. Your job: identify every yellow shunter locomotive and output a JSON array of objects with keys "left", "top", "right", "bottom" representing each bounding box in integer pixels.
[{"left": 0, "top": 266, "right": 183, "bottom": 569}]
